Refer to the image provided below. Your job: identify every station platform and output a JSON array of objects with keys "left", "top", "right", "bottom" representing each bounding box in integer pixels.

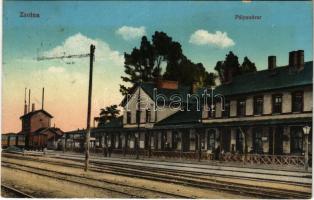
[{"left": 51, "top": 151, "right": 312, "bottom": 184}]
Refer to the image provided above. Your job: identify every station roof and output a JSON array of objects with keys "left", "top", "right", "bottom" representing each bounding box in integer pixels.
[
  {"left": 156, "top": 62, "right": 313, "bottom": 127},
  {"left": 155, "top": 110, "right": 201, "bottom": 127},
  {"left": 200, "top": 117, "right": 312, "bottom": 129},
  {"left": 204, "top": 61, "right": 313, "bottom": 97}
]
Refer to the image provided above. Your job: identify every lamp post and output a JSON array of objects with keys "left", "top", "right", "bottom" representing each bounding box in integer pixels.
[
  {"left": 303, "top": 125, "right": 311, "bottom": 171},
  {"left": 148, "top": 131, "right": 152, "bottom": 158}
]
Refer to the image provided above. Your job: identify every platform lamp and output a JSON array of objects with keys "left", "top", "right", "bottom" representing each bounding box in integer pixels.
[{"left": 303, "top": 125, "right": 311, "bottom": 171}]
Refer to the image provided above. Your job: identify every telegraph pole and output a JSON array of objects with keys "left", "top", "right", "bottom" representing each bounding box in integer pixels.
[
  {"left": 135, "top": 81, "right": 141, "bottom": 159},
  {"left": 85, "top": 44, "right": 96, "bottom": 171},
  {"left": 37, "top": 44, "right": 95, "bottom": 171}
]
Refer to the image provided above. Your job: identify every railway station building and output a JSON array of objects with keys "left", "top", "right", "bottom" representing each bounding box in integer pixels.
[{"left": 65, "top": 50, "right": 312, "bottom": 167}]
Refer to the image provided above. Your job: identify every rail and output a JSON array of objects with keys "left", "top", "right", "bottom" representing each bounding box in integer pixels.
[{"left": 1, "top": 184, "right": 34, "bottom": 198}]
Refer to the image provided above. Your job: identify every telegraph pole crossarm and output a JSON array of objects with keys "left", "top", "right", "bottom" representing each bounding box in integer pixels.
[{"left": 37, "top": 53, "right": 90, "bottom": 61}]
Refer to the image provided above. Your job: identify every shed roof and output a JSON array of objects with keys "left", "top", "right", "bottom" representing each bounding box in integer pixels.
[{"left": 20, "top": 109, "right": 53, "bottom": 120}]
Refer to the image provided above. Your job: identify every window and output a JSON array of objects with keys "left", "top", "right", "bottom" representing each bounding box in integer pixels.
[
  {"left": 146, "top": 109, "right": 151, "bottom": 122},
  {"left": 254, "top": 96, "right": 263, "bottom": 115},
  {"left": 237, "top": 99, "right": 246, "bottom": 117},
  {"left": 208, "top": 106, "right": 215, "bottom": 118},
  {"left": 222, "top": 100, "right": 230, "bottom": 118},
  {"left": 253, "top": 128, "right": 263, "bottom": 154},
  {"left": 272, "top": 94, "right": 282, "bottom": 114},
  {"left": 290, "top": 127, "right": 303, "bottom": 154},
  {"left": 207, "top": 130, "right": 216, "bottom": 151},
  {"left": 126, "top": 112, "right": 131, "bottom": 124},
  {"left": 208, "top": 101, "right": 215, "bottom": 118},
  {"left": 292, "top": 91, "right": 303, "bottom": 113}
]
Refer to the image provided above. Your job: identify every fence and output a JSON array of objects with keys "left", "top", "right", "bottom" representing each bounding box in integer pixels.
[{"left": 220, "top": 153, "right": 305, "bottom": 167}]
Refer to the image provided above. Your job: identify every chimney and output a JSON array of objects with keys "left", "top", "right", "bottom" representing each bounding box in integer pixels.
[
  {"left": 32, "top": 103, "right": 35, "bottom": 112},
  {"left": 42, "top": 87, "right": 45, "bottom": 110},
  {"left": 289, "top": 51, "right": 298, "bottom": 68},
  {"left": 268, "top": 56, "right": 276, "bottom": 70},
  {"left": 156, "top": 80, "right": 179, "bottom": 90},
  {"left": 24, "top": 88, "right": 27, "bottom": 115},
  {"left": 28, "top": 89, "right": 31, "bottom": 113},
  {"left": 296, "top": 50, "right": 304, "bottom": 71},
  {"left": 24, "top": 104, "right": 27, "bottom": 115}
]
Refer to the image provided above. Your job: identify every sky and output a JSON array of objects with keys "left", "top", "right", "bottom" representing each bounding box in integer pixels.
[{"left": 2, "top": 1, "right": 313, "bottom": 133}]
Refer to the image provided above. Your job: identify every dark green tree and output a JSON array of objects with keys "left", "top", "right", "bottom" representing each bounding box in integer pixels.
[
  {"left": 120, "top": 36, "right": 156, "bottom": 95},
  {"left": 165, "top": 60, "right": 216, "bottom": 87},
  {"left": 214, "top": 51, "right": 240, "bottom": 83},
  {"left": 214, "top": 61, "right": 225, "bottom": 83},
  {"left": 240, "top": 56, "right": 257, "bottom": 74},
  {"left": 215, "top": 52, "right": 256, "bottom": 83},
  {"left": 224, "top": 51, "right": 240, "bottom": 76},
  {"left": 95, "top": 105, "right": 120, "bottom": 127},
  {"left": 120, "top": 31, "right": 217, "bottom": 95}
]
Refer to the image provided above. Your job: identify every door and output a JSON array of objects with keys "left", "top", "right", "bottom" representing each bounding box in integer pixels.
[
  {"left": 172, "top": 131, "right": 179, "bottom": 150},
  {"left": 221, "top": 128, "right": 231, "bottom": 152},
  {"left": 253, "top": 128, "right": 263, "bottom": 154},
  {"left": 207, "top": 130, "right": 216, "bottom": 151},
  {"left": 290, "top": 127, "right": 303, "bottom": 154},
  {"left": 236, "top": 129, "right": 244, "bottom": 153},
  {"left": 274, "top": 127, "right": 283, "bottom": 155},
  {"left": 182, "top": 130, "right": 190, "bottom": 152}
]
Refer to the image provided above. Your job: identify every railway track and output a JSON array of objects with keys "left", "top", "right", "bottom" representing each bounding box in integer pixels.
[
  {"left": 2, "top": 153, "right": 311, "bottom": 199},
  {"left": 2, "top": 161, "right": 191, "bottom": 198},
  {"left": 4, "top": 152, "right": 311, "bottom": 186},
  {"left": 1, "top": 184, "right": 34, "bottom": 198}
]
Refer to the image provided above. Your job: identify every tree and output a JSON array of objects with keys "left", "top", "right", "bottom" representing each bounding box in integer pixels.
[
  {"left": 95, "top": 105, "right": 120, "bottom": 127},
  {"left": 120, "top": 36, "right": 157, "bottom": 95},
  {"left": 224, "top": 51, "right": 240, "bottom": 76},
  {"left": 120, "top": 31, "right": 217, "bottom": 95},
  {"left": 215, "top": 52, "right": 256, "bottom": 83},
  {"left": 214, "top": 51, "right": 240, "bottom": 83},
  {"left": 240, "top": 56, "right": 257, "bottom": 74},
  {"left": 165, "top": 59, "right": 216, "bottom": 87},
  {"left": 214, "top": 61, "right": 225, "bottom": 83}
]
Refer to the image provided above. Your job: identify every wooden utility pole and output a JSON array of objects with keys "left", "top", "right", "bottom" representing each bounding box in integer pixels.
[
  {"left": 136, "top": 82, "right": 141, "bottom": 159},
  {"left": 85, "top": 44, "right": 96, "bottom": 171},
  {"left": 37, "top": 44, "right": 96, "bottom": 171}
]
